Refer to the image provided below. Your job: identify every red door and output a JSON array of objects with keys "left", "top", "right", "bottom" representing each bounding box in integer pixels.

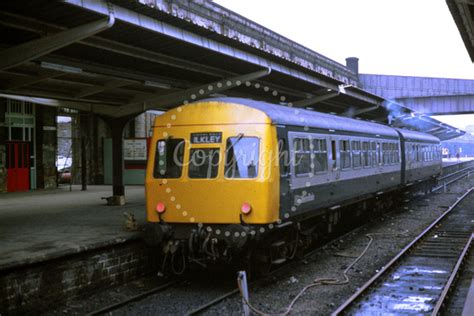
[{"left": 6, "top": 142, "right": 30, "bottom": 192}]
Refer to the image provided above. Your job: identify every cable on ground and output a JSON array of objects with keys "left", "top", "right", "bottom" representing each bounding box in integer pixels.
[{"left": 237, "top": 234, "right": 374, "bottom": 316}]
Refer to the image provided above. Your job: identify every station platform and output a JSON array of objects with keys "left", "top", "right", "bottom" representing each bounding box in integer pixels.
[
  {"left": 0, "top": 185, "right": 146, "bottom": 271},
  {"left": 442, "top": 157, "right": 474, "bottom": 167}
]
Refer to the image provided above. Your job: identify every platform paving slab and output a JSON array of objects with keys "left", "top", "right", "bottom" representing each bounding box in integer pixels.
[{"left": 0, "top": 185, "right": 146, "bottom": 271}]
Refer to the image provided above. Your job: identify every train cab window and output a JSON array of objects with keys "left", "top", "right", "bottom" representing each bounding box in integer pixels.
[
  {"left": 340, "top": 140, "right": 351, "bottom": 169},
  {"left": 189, "top": 148, "right": 220, "bottom": 179},
  {"left": 311, "top": 138, "right": 328, "bottom": 173},
  {"left": 154, "top": 139, "right": 185, "bottom": 178},
  {"left": 294, "top": 138, "right": 311, "bottom": 176},
  {"left": 225, "top": 137, "right": 259, "bottom": 178},
  {"left": 351, "top": 141, "right": 362, "bottom": 168},
  {"left": 362, "top": 142, "right": 370, "bottom": 167}
]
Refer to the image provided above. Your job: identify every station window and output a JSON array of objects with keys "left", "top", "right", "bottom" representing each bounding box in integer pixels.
[
  {"left": 294, "top": 138, "right": 311, "bottom": 176},
  {"left": 154, "top": 139, "right": 185, "bottom": 178},
  {"left": 225, "top": 137, "right": 259, "bottom": 178},
  {"left": 311, "top": 138, "right": 328, "bottom": 173},
  {"left": 340, "top": 140, "right": 351, "bottom": 169},
  {"left": 189, "top": 148, "right": 220, "bottom": 179},
  {"left": 362, "top": 142, "right": 370, "bottom": 167},
  {"left": 352, "top": 141, "right": 361, "bottom": 168}
]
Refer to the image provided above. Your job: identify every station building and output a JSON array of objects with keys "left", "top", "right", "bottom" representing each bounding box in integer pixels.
[{"left": 0, "top": 98, "right": 160, "bottom": 193}]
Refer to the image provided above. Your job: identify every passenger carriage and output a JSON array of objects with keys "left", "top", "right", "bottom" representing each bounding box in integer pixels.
[{"left": 145, "top": 98, "right": 442, "bottom": 271}]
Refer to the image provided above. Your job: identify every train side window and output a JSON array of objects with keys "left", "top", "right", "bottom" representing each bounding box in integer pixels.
[
  {"left": 154, "top": 138, "right": 185, "bottom": 178},
  {"left": 362, "top": 142, "right": 370, "bottom": 167},
  {"left": 389, "top": 143, "right": 395, "bottom": 164},
  {"left": 351, "top": 141, "right": 361, "bottom": 168},
  {"left": 377, "top": 142, "right": 382, "bottom": 165},
  {"left": 189, "top": 148, "right": 220, "bottom": 179},
  {"left": 294, "top": 138, "right": 311, "bottom": 176},
  {"left": 225, "top": 137, "right": 259, "bottom": 178},
  {"left": 395, "top": 144, "right": 400, "bottom": 163},
  {"left": 370, "top": 142, "right": 377, "bottom": 166},
  {"left": 382, "top": 143, "right": 389, "bottom": 165},
  {"left": 311, "top": 138, "right": 328, "bottom": 173},
  {"left": 340, "top": 140, "right": 351, "bottom": 169}
]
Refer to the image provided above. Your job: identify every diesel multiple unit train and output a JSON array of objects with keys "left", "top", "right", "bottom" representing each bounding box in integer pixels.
[{"left": 145, "top": 98, "right": 442, "bottom": 273}]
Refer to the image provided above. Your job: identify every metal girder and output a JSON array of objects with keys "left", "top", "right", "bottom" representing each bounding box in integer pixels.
[
  {"left": 1, "top": 68, "right": 272, "bottom": 118},
  {"left": 0, "top": 93, "right": 103, "bottom": 112},
  {"left": 426, "top": 126, "right": 445, "bottom": 133},
  {"left": 292, "top": 90, "right": 340, "bottom": 108},
  {"left": 342, "top": 105, "right": 380, "bottom": 117},
  {"left": 0, "top": 70, "right": 65, "bottom": 90},
  {"left": 0, "top": 88, "right": 124, "bottom": 107},
  {"left": 41, "top": 55, "right": 195, "bottom": 89},
  {"left": 292, "top": 85, "right": 349, "bottom": 108},
  {"left": 0, "top": 14, "right": 115, "bottom": 70},
  {"left": 74, "top": 80, "right": 132, "bottom": 98},
  {"left": 109, "top": 68, "right": 272, "bottom": 118},
  {"left": 0, "top": 11, "right": 230, "bottom": 79}
]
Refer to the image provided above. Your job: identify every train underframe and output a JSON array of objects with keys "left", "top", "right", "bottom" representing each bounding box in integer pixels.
[{"left": 145, "top": 177, "right": 438, "bottom": 275}]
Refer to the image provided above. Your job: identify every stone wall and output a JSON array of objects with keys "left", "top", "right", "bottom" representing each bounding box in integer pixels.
[{"left": 0, "top": 239, "right": 159, "bottom": 315}]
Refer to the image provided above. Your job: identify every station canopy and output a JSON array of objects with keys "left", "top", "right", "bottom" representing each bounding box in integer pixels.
[{"left": 0, "top": 0, "right": 464, "bottom": 140}]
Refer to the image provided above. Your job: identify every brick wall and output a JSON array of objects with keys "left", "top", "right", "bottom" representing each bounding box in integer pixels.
[{"left": 0, "top": 240, "right": 159, "bottom": 315}]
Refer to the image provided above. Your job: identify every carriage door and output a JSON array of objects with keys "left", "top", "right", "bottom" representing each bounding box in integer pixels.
[
  {"left": 329, "top": 138, "right": 341, "bottom": 180},
  {"left": 6, "top": 142, "right": 30, "bottom": 192}
]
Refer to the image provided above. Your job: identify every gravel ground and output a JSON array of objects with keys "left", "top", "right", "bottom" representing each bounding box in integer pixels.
[
  {"left": 47, "top": 176, "right": 474, "bottom": 315},
  {"left": 204, "top": 176, "right": 474, "bottom": 316}
]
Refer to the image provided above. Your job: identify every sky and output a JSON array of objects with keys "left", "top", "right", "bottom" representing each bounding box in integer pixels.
[{"left": 214, "top": 0, "right": 474, "bottom": 131}]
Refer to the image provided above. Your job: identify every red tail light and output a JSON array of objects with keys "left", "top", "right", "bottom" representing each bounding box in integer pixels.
[
  {"left": 156, "top": 202, "right": 166, "bottom": 213},
  {"left": 241, "top": 202, "right": 252, "bottom": 215}
]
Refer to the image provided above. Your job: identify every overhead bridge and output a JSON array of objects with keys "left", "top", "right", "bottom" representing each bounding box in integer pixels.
[{"left": 360, "top": 74, "right": 474, "bottom": 115}]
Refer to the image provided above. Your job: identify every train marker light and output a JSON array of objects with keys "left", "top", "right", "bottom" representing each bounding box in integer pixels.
[
  {"left": 241, "top": 202, "right": 252, "bottom": 215},
  {"left": 156, "top": 202, "right": 166, "bottom": 213}
]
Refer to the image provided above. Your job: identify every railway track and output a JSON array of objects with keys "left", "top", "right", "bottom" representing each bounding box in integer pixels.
[
  {"left": 434, "top": 166, "right": 474, "bottom": 191},
  {"left": 86, "top": 224, "right": 365, "bottom": 316},
  {"left": 86, "top": 168, "right": 474, "bottom": 315},
  {"left": 332, "top": 187, "right": 474, "bottom": 315}
]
